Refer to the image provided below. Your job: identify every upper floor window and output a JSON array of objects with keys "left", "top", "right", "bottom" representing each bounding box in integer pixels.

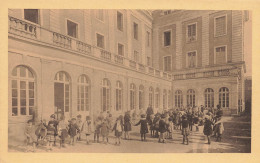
[
  {"left": 215, "top": 46, "right": 227, "bottom": 64},
  {"left": 164, "top": 56, "right": 172, "bottom": 71},
  {"left": 133, "top": 22, "right": 138, "bottom": 40},
  {"left": 164, "top": 31, "right": 171, "bottom": 46},
  {"left": 24, "top": 9, "right": 39, "bottom": 24},
  {"left": 118, "top": 43, "right": 124, "bottom": 56},
  {"left": 146, "top": 31, "right": 150, "bottom": 46},
  {"left": 67, "top": 20, "right": 78, "bottom": 38},
  {"left": 96, "top": 10, "right": 104, "bottom": 21},
  {"left": 187, "top": 23, "right": 196, "bottom": 42},
  {"left": 187, "top": 51, "right": 196, "bottom": 68},
  {"left": 96, "top": 33, "right": 104, "bottom": 49},
  {"left": 215, "top": 15, "right": 227, "bottom": 37},
  {"left": 117, "top": 11, "right": 123, "bottom": 31}
]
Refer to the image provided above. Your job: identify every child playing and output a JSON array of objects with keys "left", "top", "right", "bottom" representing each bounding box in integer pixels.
[
  {"left": 68, "top": 118, "right": 80, "bottom": 145},
  {"left": 76, "top": 115, "right": 83, "bottom": 141},
  {"left": 81, "top": 116, "right": 92, "bottom": 145},
  {"left": 112, "top": 116, "right": 124, "bottom": 145},
  {"left": 158, "top": 114, "right": 167, "bottom": 143},
  {"left": 57, "top": 115, "right": 68, "bottom": 148},
  {"left": 45, "top": 121, "right": 56, "bottom": 151},
  {"left": 100, "top": 119, "right": 110, "bottom": 144},
  {"left": 24, "top": 119, "right": 37, "bottom": 152},
  {"left": 181, "top": 115, "right": 190, "bottom": 145},
  {"left": 135, "top": 114, "right": 149, "bottom": 141}
]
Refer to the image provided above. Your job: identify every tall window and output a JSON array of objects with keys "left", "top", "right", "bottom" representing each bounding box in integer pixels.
[
  {"left": 163, "top": 90, "right": 167, "bottom": 109},
  {"left": 133, "top": 22, "right": 138, "bottom": 40},
  {"left": 67, "top": 20, "right": 78, "bottom": 38},
  {"left": 168, "top": 90, "right": 171, "bottom": 108},
  {"left": 139, "top": 85, "right": 144, "bottom": 110},
  {"left": 115, "top": 81, "right": 123, "bottom": 111},
  {"left": 187, "top": 23, "right": 196, "bottom": 42},
  {"left": 146, "top": 31, "right": 150, "bottom": 46},
  {"left": 77, "top": 75, "right": 90, "bottom": 112},
  {"left": 164, "top": 31, "right": 171, "bottom": 46},
  {"left": 187, "top": 89, "right": 195, "bottom": 107},
  {"left": 205, "top": 88, "right": 214, "bottom": 108},
  {"left": 149, "top": 87, "right": 154, "bottom": 108},
  {"left": 155, "top": 88, "right": 160, "bottom": 108},
  {"left": 215, "top": 46, "right": 226, "bottom": 64},
  {"left": 117, "top": 11, "right": 123, "bottom": 31},
  {"left": 96, "top": 10, "right": 104, "bottom": 21},
  {"left": 24, "top": 9, "right": 39, "bottom": 24},
  {"left": 96, "top": 33, "right": 105, "bottom": 48},
  {"left": 54, "top": 71, "right": 71, "bottom": 117},
  {"left": 118, "top": 43, "right": 124, "bottom": 56},
  {"left": 215, "top": 15, "right": 227, "bottom": 37},
  {"left": 101, "top": 79, "right": 111, "bottom": 112},
  {"left": 11, "top": 66, "right": 35, "bottom": 116},
  {"left": 164, "top": 56, "right": 172, "bottom": 71},
  {"left": 175, "top": 90, "right": 183, "bottom": 108},
  {"left": 187, "top": 51, "right": 196, "bottom": 68},
  {"left": 219, "top": 87, "right": 229, "bottom": 108},
  {"left": 130, "top": 83, "right": 136, "bottom": 110}
]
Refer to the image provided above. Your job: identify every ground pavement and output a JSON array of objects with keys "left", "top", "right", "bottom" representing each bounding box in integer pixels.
[{"left": 8, "top": 116, "right": 251, "bottom": 153}]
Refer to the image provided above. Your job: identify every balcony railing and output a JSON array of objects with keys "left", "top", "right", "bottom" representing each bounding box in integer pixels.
[
  {"left": 218, "top": 69, "right": 230, "bottom": 76},
  {"left": 186, "top": 73, "right": 196, "bottom": 79},
  {"left": 204, "top": 71, "right": 214, "bottom": 77},
  {"left": 8, "top": 16, "right": 172, "bottom": 81},
  {"left": 174, "top": 74, "right": 184, "bottom": 80}
]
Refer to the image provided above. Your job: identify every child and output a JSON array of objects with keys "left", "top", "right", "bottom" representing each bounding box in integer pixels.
[
  {"left": 135, "top": 114, "right": 149, "bottom": 141},
  {"left": 68, "top": 118, "right": 80, "bottom": 145},
  {"left": 76, "top": 115, "right": 83, "bottom": 141},
  {"left": 45, "top": 121, "right": 56, "bottom": 151},
  {"left": 193, "top": 114, "right": 199, "bottom": 132},
  {"left": 94, "top": 116, "right": 102, "bottom": 143},
  {"left": 124, "top": 111, "right": 132, "bottom": 140},
  {"left": 57, "top": 115, "right": 68, "bottom": 148},
  {"left": 181, "top": 115, "right": 190, "bottom": 145},
  {"left": 215, "top": 117, "right": 224, "bottom": 142},
  {"left": 203, "top": 115, "right": 214, "bottom": 144},
  {"left": 158, "top": 114, "right": 167, "bottom": 143},
  {"left": 112, "top": 116, "right": 124, "bottom": 145},
  {"left": 149, "top": 114, "right": 155, "bottom": 137},
  {"left": 100, "top": 119, "right": 110, "bottom": 144},
  {"left": 24, "top": 119, "right": 37, "bottom": 152},
  {"left": 48, "top": 114, "right": 59, "bottom": 146},
  {"left": 35, "top": 119, "right": 47, "bottom": 146},
  {"left": 168, "top": 117, "right": 174, "bottom": 139},
  {"left": 81, "top": 116, "right": 92, "bottom": 145}
]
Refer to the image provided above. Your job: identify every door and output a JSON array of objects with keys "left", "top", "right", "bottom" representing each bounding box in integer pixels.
[{"left": 54, "top": 82, "right": 70, "bottom": 120}]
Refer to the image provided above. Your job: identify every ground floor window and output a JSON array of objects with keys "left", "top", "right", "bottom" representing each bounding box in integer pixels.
[
  {"left": 101, "top": 78, "right": 111, "bottom": 112},
  {"left": 175, "top": 90, "right": 183, "bottom": 108},
  {"left": 219, "top": 87, "right": 229, "bottom": 108},
  {"left": 130, "top": 83, "right": 136, "bottom": 110},
  {"left": 139, "top": 85, "right": 144, "bottom": 109},
  {"left": 155, "top": 88, "right": 160, "bottom": 108},
  {"left": 187, "top": 89, "right": 195, "bottom": 107},
  {"left": 116, "top": 81, "right": 123, "bottom": 111},
  {"left": 77, "top": 75, "right": 90, "bottom": 112},
  {"left": 149, "top": 87, "right": 154, "bottom": 108},
  {"left": 205, "top": 88, "right": 214, "bottom": 108},
  {"left": 163, "top": 90, "right": 167, "bottom": 109}
]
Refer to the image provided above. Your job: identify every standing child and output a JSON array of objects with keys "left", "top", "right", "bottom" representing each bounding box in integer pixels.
[
  {"left": 112, "top": 116, "right": 124, "bottom": 145},
  {"left": 35, "top": 119, "right": 47, "bottom": 146},
  {"left": 193, "top": 114, "right": 199, "bottom": 132},
  {"left": 100, "top": 119, "right": 110, "bottom": 144},
  {"left": 24, "top": 119, "right": 37, "bottom": 152},
  {"left": 76, "top": 115, "right": 83, "bottom": 141},
  {"left": 94, "top": 116, "right": 102, "bottom": 143},
  {"left": 45, "top": 121, "right": 56, "bottom": 151},
  {"left": 158, "top": 114, "right": 167, "bottom": 143},
  {"left": 135, "top": 114, "right": 149, "bottom": 141},
  {"left": 48, "top": 114, "right": 59, "bottom": 147},
  {"left": 124, "top": 111, "right": 132, "bottom": 140},
  {"left": 68, "top": 118, "right": 80, "bottom": 145},
  {"left": 81, "top": 116, "right": 92, "bottom": 145},
  {"left": 203, "top": 115, "right": 214, "bottom": 144},
  {"left": 168, "top": 117, "right": 174, "bottom": 139},
  {"left": 215, "top": 117, "right": 224, "bottom": 142},
  {"left": 181, "top": 115, "right": 190, "bottom": 145},
  {"left": 57, "top": 115, "right": 68, "bottom": 148}
]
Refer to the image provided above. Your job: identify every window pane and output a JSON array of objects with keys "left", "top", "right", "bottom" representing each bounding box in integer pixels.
[
  {"left": 20, "top": 98, "right": 26, "bottom": 106},
  {"left": 20, "top": 90, "right": 26, "bottom": 98},
  {"left": 29, "top": 90, "right": 34, "bottom": 98},
  {"left": 12, "top": 89, "right": 18, "bottom": 97},
  {"left": 20, "top": 81, "right": 26, "bottom": 89},
  {"left": 12, "top": 108, "right": 18, "bottom": 116},
  {"left": 20, "top": 67, "right": 26, "bottom": 77},
  {"left": 29, "top": 99, "right": 34, "bottom": 106},
  {"left": 24, "top": 9, "right": 39, "bottom": 24},
  {"left": 67, "top": 20, "right": 78, "bottom": 38},
  {"left": 20, "top": 107, "right": 26, "bottom": 115},
  {"left": 29, "top": 82, "right": 34, "bottom": 89},
  {"left": 12, "top": 98, "right": 17, "bottom": 106},
  {"left": 29, "top": 107, "right": 34, "bottom": 115},
  {"left": 65, "top": 84, "right": 69, "bottom": 92},
  {"left": 12, "top": 80, "right": 17, "bottom": 89},
  {"left": 164, "top": 31, "right": 171, "bottom": 46},
  {"left": 97, "top": 34, "right": 104, "bottom": 48}
]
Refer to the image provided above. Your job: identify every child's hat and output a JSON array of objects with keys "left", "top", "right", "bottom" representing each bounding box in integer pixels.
[{"left": 50, "top": 114, "right": 56, "bottom": 119}]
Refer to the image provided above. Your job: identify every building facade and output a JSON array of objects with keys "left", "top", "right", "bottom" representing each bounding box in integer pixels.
[
  {"left": 8, "top": 9, "right": 249, "bottom": 145},
  {"left": 152, "top": 10, "right": 249, "bottom": 115}
]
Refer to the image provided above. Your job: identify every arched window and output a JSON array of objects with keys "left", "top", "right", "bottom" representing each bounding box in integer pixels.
[
  {"left": 175, "top": 90, "right": 183, "bottom": 108},
  {"left": 163, "top": 89, "right": 167, "bottom": 109},
  {"left": 149, "top": 87, "right": 154, "bottom": 107},
  {"left": 115, "top": 81, "right": 123, "bottom": 111},
  {"left": 54, "top": 71, "right": 71, "bottom": 119},
  {"left": 219, "top": 87, "right": 229, "bottom": 108},
  {"left": 130, "top": 83, "right": 136, "bottom": 110},
  {"left": 139, "top": 85, "right": 144, "bottom": 110},
  {"left": 205, "top": 88, "right": 214, "bottom": 108},
  {"left": 101, "top": 78, "right": 111, "bottom": 112},
  {"left": 187, "top": 89, "right": 195, "bottom": 107},
  {"left": 77, "top": 75, "right": 90, "bottom": 112},
  {"left": 11, "top": 66, "right": 35, "bottom": 116},
  {"left": 155, "top": 88, "right": 160, "bottom": 108}
]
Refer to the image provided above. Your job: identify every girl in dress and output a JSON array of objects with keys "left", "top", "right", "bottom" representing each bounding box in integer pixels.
[
  {"left": 45, "top": 121, "right": 56, "bottom": 151},
  {"left": 135, "top": 114, "right": 149, "bottom": 141},
  {"left": 81, "top": 116, "right": 92, "bottom": 145},
  {"left": 215, "top": 117, "right": 224, "bottom": 142},
  {"left": 124, "top": 111, "right": 132, "bottom": 140},
  {"left": 203, "top": 115, "right": 214, "bottom": 144},
  {"left": 68, "top": 118, "right": 80, "bottom": 145},
  {"left": 112, "top": 116, "right": 124, "bottom": 145},
  {"left": 57, "top": 115, "right": 68, "bottom": 148},
  {"left": 100, "top": 119, "right": 110, "bottom": 144},
  {"left": 76, "top": 114, "right": 83, "bottom": 141}
]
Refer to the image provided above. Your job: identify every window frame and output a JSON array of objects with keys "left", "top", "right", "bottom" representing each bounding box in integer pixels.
[
  {"left": 163, "top": 56, "right": 172, "bottom": 72},
  {"left": 115, "top": 81, "right": 123, "bottom": 111},
  {"left": 214, "top": 14, "right": 227, "bottom": 37},
  {"left": 186, "top": 22, "right": 197, "bottom": 43},
  {"left": 77, "top": 75, "right": 90, "bottom": 112},
  {"left": 146, "top": 31, "right": 150, "bottom": 47},
  {"left": 204, "top": 88, "right": 214, "bottom": 108},
  {"left": 186, "top": 50, "right": 197, "bottom": 68},
  {"left": 117, "top": 43, "right": 125, "bottom": 56},
  {"left": 96, "top": 32, "right": 105, "bottom": 49},
  {"left": 219, "top": 87, "right": 229, "bottom": 108},
  {"left": 101, "top": 78, "right": 111, "bottom": 112},
  {"left": 187, "top": 89, "right": 196, "bottom": 107},
  {"left": 66, "top": 18, "right": 79, "bottom": 39},
  {"left": 130, "top": 83, "right": 136, "bottom": 110},
  {"left": 139, "top": 85, "right": 144, "bottom": 110},
  {"left": 214, "top": 45, "right": 227, "bottom": 64},
  {"left": 133, "top": 22, "right": 139, "bottom": 40},
  {"left": 22, "top": 9, "right": 42, "bottom": 25},
  {"left": 175, "top": 90, "right": 183, "bottom": 108},
  {"left": 163, "top": 29, "right": 172, "bottom": 47},
  {"left": 117, "top": 11, "right": 123, "bottom": 31},
  {"left": 149, "top": 87, "right": 154, "bottom": 108}
]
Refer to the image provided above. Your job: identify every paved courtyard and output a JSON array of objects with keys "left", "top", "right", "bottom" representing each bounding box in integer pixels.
[{"left": 8, "top": 116, "right": 251, "bottom": 153}]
